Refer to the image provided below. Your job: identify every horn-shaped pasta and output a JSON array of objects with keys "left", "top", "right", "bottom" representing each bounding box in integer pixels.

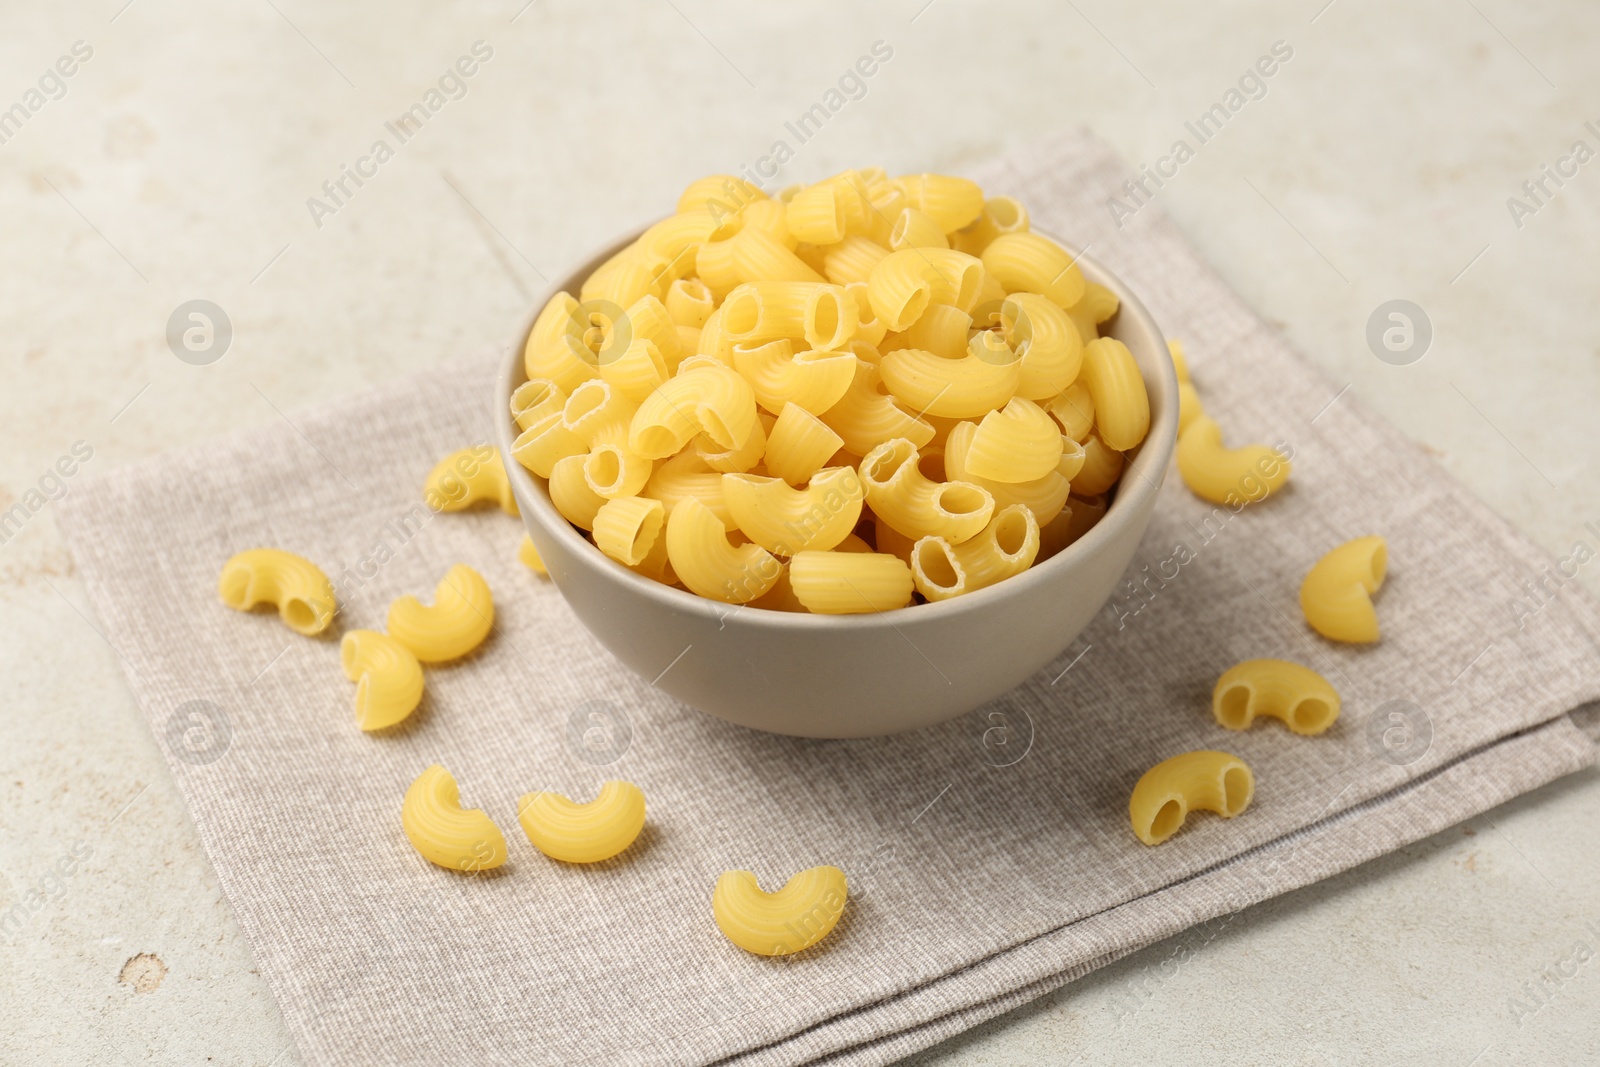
[
  {"left": 1075, "top": 281, "right": 1121, "bottom": 325},
  {"left": 785, "top": 181, "right": 849, "bottom": 244},
  {"left": 866, "top": 248, "right": 984, "bottom": 329},
  {"left": 944, "top": 421, "right": 1071, "bottom": 526},
  {"left": 693, "top": 408, "right": 768, "bottom": 473},
  {"left": 1175, "top": 415, "right": 1290, "bottom": 505},
  {"left": 740, "top": 197, "right": 796, "bottom": 248},
  {"left": 517, "top": 780, "right": 647, "bottom": 864},
  {"left": 386, "top": 564, "right": 494, "bottom": 663},
  {"left": 1213, "top": 659, "right": 1341, "bottom": 735},
  {"left": 598, "top": 337, "right": 670, "bottom": 403},
  {"left": 763, "top": 403, "right": 845, "bottom": 485},
  {"left": 823, "top": 236, "right": 890, "bottom": 287},
  {"left": 878, "top": 344, "right": 1020, "bottom": 419},
  {"left": 962, "top": 398, "right": 1063, "bottom": 483},
  {"left": 861, "top": 437, "right": 994, "bottom": 542},
  {"left": 730, "top": 227, "right": 825, "bottom": 286},
  {"left": 217, "top": 548, "right": 336, "bottom": 636},
  {"left": 1178, "top": 381, "right": 1205, "bottom": 435},
  {"left": 629, "top": 364, "right": 758, "bottom": 459},
  {"left": 1050, "top": 381, "right": 1094, "bottom": 441},
  {"left": 910, "top": 503, "right": 1040, "bottom": 602},
  {"left": 1129, "top": 751, "right": 1254, "bottom": 846},
  {"left": 562, "top": 379, "right": 637, "bottom": 447},
  {"left": 1068, "top": 432, "right": 1124, "bottom": 497},
  {"left": 713, "top": 866, "right": 849, "bottom": 956},
  {"left": 639, "top": 211, "right": 720, "bottom": 263},
  {"left": 891, "top": 173, "right": 984, "bottom": 232},
  {"left": 340, "top": 630, "right": 424, "bottom": 731},
  {"left": 950, "top": 195, "right": 1029, "bottom": 256},
  {"left": 903, "top": 304, "right": 971, "bottom": 360},
  {"left": 641, "top": 449, "right": 735, "bottom": 530},
  {"left": 666, "top": 278, "right": 715, "bottom": 328},
  {"left": 629, "top": 521, "right": 677, "bottom": 584},
  {"left": 695, "top": 237, "right": 742, "bottom": 301},
  {"left": 1299, "top": 536, "right": 1387, "bottom": 644},
  {"left": 424, "top": 447, "right": 518, "bottom": 515},
  {"left": 721, "top": 282, "right": 857, "bottom": 352},
  {"left": 592, "top": 496, "right": 666, "bottom": 567},
  {"left": 788, "top": 550, "right": 913, "bottom": 613},
  {"left": 523, "top": 291, "right": 601, "bottom": 392},
  {"left": 509, "top": 378, "right": 567, "bottom": 431},
  {"left": 696, "top": 304, "right": 737, "bottom": 364},
  {"left": 722, "top": 467, "right": 864, "bottom": 554},
  {"left": 548, "top": 454, "right": 607, "bottom": 530},
  {"left": 622, "top": 294, "right": 684, "bottom": 368},
  {"left": 732, "top": 340, "right": 856, "bottom": 415},
  {"left": 817, "top": 359, "right": 934, "bottom": 456},
  {"left": 843, "top": 282, "right": 887, "bottom": 348},
  {"left": 665, "top": 496, "right": 780, "bottom": 603},
  {"left": 1078, "top": 338, "right": 1150, "bottom": 451},
  {"left": 510, "top": 410, "right": 587, "bottom": 478},
  {"left": 1055, "top": 434, "right": 1087, "bottom": 482},
  {"left": 889, "top": 207, "right": 949, "bottom": 251},
  {"left": 401, "top": 764, "right": 508, "bottom": 872},
  {"left": 980, "top": 232, "right": 1086, "bottom": 308},
  {"left": 1003, "top": 293, "right": 1084, "bottom": 401}
]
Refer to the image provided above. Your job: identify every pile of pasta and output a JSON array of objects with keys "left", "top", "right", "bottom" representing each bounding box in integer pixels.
[{"left": 508, "top": 169, "right": 1151, "bottom": 613}]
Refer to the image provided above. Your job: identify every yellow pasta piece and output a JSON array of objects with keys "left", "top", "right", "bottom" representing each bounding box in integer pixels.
[
  {"left": 1299, "top": 536, "right": 1387, "bottom": 644},
  {"left": 1176, "top": 415, "right": 1290, "bottom": 506},
  {"left": 641, "top": 450, "right": 735, "bottom": 530},
  {"left": 788, "top": 550, "right": 913, "bottom": 613},
  {"left": 340, "top": 630, "right": 424, "bottom": 731},
  {"left": 740, "top": 197, "right": 796, "bottom": 248},
  {"left": 1213, "top": 659, "right": 1341, "bottom": 735},
  {"left": 1129, "top": 751, "right": 1254, "bottom": 846},
  {"left": 817, "top": 358, "right": 935, "bottom": 456},
  {"left": 889, "top": 207, "right": 949, "bottom": 251},
  {"left": 599, "top": 337, "right": 670, "bottom": 403},
  {"left": 217, "top": 548, "right": 336, "bottom": 636},
  {"left": 1073, "top": 281, "right": 1120, "bottom": 325},
  {"left": 623, "top": 294, "right": 684, "bottom": 366},
  {"left": 562, "top": 378, "right": 638, "bottom": 448},
  {"left": 722, "top": 281, "right": 856, "bottom": 352},
  {"left": 677, "top": 173, "right": 765, "bottom": 218},
  {"left": 731, "top": 227, "right": 826, "bottom": 286},
  {"left": 666, "top": 278, "right": 715, "bottom": 328},
  {"left": 823, "top": 236, "right": 890, "bottom": 287},
  {"left": 386, "top": 564, "right": 494, "bottom": 663},
  {"left": 402, "top": 765, "right": 507, "bottom": 872},
  {"left": 785, "top": 181, "right": 849, "bottom": 244},
  {"left": 713, "top": 866, "right": 848, "bottom": 956},
  {"left": 517, "top": 780, "right": 646, "bottom": 864},
  {"left": 1078, "top": 338, "right": 1150, "bottom": 451},
  {"left": 629, "top": 364, "right": 758, "bottom": 459},
  {"left": 763, "top": 402, "right": 845, "bottom": 485},
  {"left": 866, "top": 248, "right": 985, "bottom": 330},
  {"left": 517, "top": 534, "right": 547, "bottom": 575},
  {"left": 878, "top": 344, "right": 1019, "bottom": 420},
  {"left": 1003, "top": 293, "right": 1084, "bottom": 401},
  {"left": 1050, "top": 381, "right": 1094, "bottom": 442},
  {"left": 1037, "top": 493, "right": 1107, "bottom": 561},
  {"left": 860, "top": 437, "right": 994, "bottom": 542},
  {"left": 639, "top": 212, "right": 720, "bottom": 264},
  {"left": 722, "top": 467, "right": 864, "bottom": 554},
  {"left": 1068, "top": 432, "right": 1124, "bottom": 497},
  {"left": 694, "top": 409, "right": 768, "bottom": 474},
  {"left": 892, "top": 173, "right": 984, "bottom": 232},
  {"left": 695, "top": 237, "right": 741, "bottom": 301},
  {"left": 629, "top": 521, "right": 677, "bottom": 585},
  {"left": 592, "top": 496, "right": 667, "bottom": 567},
  {"left": 950, "top": 195, "right": 1029, "bottom": 255},
  {"left": 980, "top": 232, "right": 1086, "bottom": 307},
  {"left": 733, "top": 339, "right": 856, "bottom": 416},
  {"left": 944, "top": 420, "right": 1072, "bottom": 526},
  {"left": 1168, "top": 338, "right": 1191, "bottom": 383},
  {"left": 909, "top": 504, "right": 1039, "bottom": 601},
  {"left": 666, "top": 497, "right": 780, "bottom": 604},
  {"left": 1055, "top": 434, "right": 1087, "bottom": 482},
  {"left": 747, "top": 560, "right": 808, "bottom": 612},
  {"left": 548, "top": 454, "right": 608, "bottom": 530},
  {"left": 523, "top": 291, "right": 601, "bottom": 393},
  {"left": 903, "top": 304, "right": 972, "bottom": 360},
  {"left": 510, "top": 410, "right": 587, "bottom": 478},
  {"left": 963, "top": 398, "right": 1063, "bottom": 483},
  {"left": 695, "top": 304, "right": 737, "bottom": 364},
  {"left": 509, "top": 378, "right": 567, "bottom": 431}
]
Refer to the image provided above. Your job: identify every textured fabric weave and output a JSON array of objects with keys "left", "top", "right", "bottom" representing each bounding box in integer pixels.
[{"left": 56, "top": 131, "right": 1600, "bottom": 1066}]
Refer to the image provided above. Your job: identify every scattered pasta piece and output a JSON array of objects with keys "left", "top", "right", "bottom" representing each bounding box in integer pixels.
[
  {"left": 518, "top": 535, "right": 547, "bottom": 575},
  {"left": 217, "top": 548, "right": 336, "bottom": 636},
  {"left": 1176, "top": 381, "right": 1205, "bottom": 436},
  {"left": 1167, "top": 338, "right": 1190, "bottom": 384},
  {"left": 1176, "top": 415, "right": 1290, "bottom": 506},
  {"left": 424, "top": 447, "right": 518, "bottom": 515},
  {"left": 340, "top": 630, "right": 424, "bottom": 731},
  {"left": 1212, "top": 659, "right": 1340, "bottom": 735},
  {"left": 387, "top": 564, "right": 494, "bottom": 663},
  {"left": 401, "top": 764, "right": 508, "bottom": 872},
  {"left": 1129, "top": 751, "right": 1254, "bottom": 846},
  {"left": 1300, "top": 535, "right": 1388, "bottom": 643},
  {"left": 517, "top": 780, "right": 646, "bottom": 864},
  {"left": 712, "top": 865, "right": 849, "bottom": 956}
]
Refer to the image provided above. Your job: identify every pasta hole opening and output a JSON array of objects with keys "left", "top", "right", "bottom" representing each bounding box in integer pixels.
[
  {"left": 864, "top": 440, "right": 915, "bottom": 485},
  {"left": 938, "top": 484, "right": 988, "bottom": 518},
  {"left": 952, "top": 263, "right": 983, "bottom": 311},
  {"left": 563, "top": 381, "right": 608, "bottom": 426},
  {"left": 677, "top": 278, "right": 711, "bottom": 303},
  {"left": 1217, "top": 685, "right": 1252, "bottom": 730},
  {"left": 807, "top": 292, "right": 844, "bottom": 348},
  {"left": 339, "top": 633, "right": 361, "bottom": 675},
  {"left": 969, "top": 330, "right": 1018, "bottom": 367},
  {"left": 723, "top": 291, "right": 762, "bottom": 338},
  {"left": 697, "top": 407, "right": 737, "bottom": 451},
  {"left": 283, "top": 599, "right": 318, "bottom": 633},
  {"left": 631, "top": 514, "right": 664, "bottom": 563},
  {"left": 993, "top": 511, "right": 1029, "bottom": 556},
  {"left": 635, "top": 425, "right": 679, "bottom": 459},
  {"left": 586, "top": 449, "right": 624, "bottom": 493},
  {"left": 913, "top": 541, "right": 961, "bottom": 591},
  {"left": 1222, "top": 767, "right": 1252, "bottom": 815},
  {"left": 986, "top": 197, "right": 1023, "bottom": 231},
  {"left": 708, "top": 214, "right": 744, "bottom": 242},
  {"left": 1150, "top": 800, "right": 1183, "bottom": 842},
  {"left": 896, "top": 287, "right": 931, "bottom": 329},
  {"left": 915, "top": 449, "right": 945, "bottom": 482},
  {"left": 1292, "top": 698, "right": 1333, "bottom": 734}
]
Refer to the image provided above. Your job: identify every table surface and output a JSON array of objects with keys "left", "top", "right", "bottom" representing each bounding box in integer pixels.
[{"left": 3, "top": 2, "right": 1598, "bottom": 1063}]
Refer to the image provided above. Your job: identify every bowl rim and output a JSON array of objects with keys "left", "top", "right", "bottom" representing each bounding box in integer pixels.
[{"left": 496, "top": 222, "right": 1176, "bottom": 631}]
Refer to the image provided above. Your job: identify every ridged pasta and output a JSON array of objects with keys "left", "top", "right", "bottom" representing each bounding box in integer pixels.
[
  {"left": 524, "top": 291, "right": 601, "bottom": 392},
  {"left": 1213, "top": 659, "right": 1341, "bottom": 735},
  {"left": 878, "top": 345, "right": 1019, "bottom": 419},
  {"left": 732, "top": 339, "right": 857, "bottom": 415},
  {"left": 518, "top": 781, "right": 647, "bottom": 864},
  {"left": 903, "top": 304, "right": 971, "bottom": 360},
  {"left": 1175, "top": 415, "right": 1290, "bottom": 506},
  {"left": 823, "top": 236, "right": 890, "bottom": 287},
  {"left": 860, "top": 437, "right": 994, "bottom": 543},
  {"left": 1068, "top": 432, "right": 1124, "bottom": 497},
  {"left": 592, "top": 496, "right": 666, "bottom": 567},
  {"left": 666, "top": 278, "right": 715, "bottom": 328},
  {"left": 548, "top": 454, "right": 608, "bottom": 530},
  {"left": 722, "top": 281, "right": 856, "bottom": 351},
  {"left": 402, "top": 765, "right": 507, "bottom": 872},
  {"left": 866, "top": 248, "right": 984, "bottom": 329},
  {"left": 817, "top": 359, "right": 935, "bottom": 456},
  {"left": 1078, "top": 338, "right": 1150, "bottom": 451},
  {"left": 722, "top": 467, "right": 864, "bottom": 554},
  {"left": 889, "top": 208, "right": 949, "bottom": 251},
  {"left": 677, "top": 173, "right": 764, "bottom": 218},
  {"left": 909, "top": 504, "right": 1039, "bottom": 601},
  {"left": 713, "top": 866, "right": 848, "bottom": 956},
  {"left": 599, "top": 337, "right": 670, "bottom": 402},
  {"left": 511, "top": 410, "right": 587, "bottom": 478},
  {"left": 629, "top": 364, "right": 758, "bottom": 459},
  {"left": 731, "top": 227, "right": 825, "bottom": 286},
  {"left": 1299, "top": 535, "right": 1387, "bottom": 644},
  {"left": 962, "top": 398, "right": 1063, "bottom": 483},
  {"left": 981, "top": 232, "right": 1086, "bottom": 308},
  {"left": 763, "top": 403, "right": 845, "bottom": 485},
  {"left": 509, "top": 379, "right": 567, "bottom": 431},
  {"left": 891, "top": 173, "right": 985, "bottom": 232},
  {"left": 641, "top": 449, "right": 735, "bottom": 530},
  {"left": 944, "top": 420, "right": 1071, "bottom": 526},
  {"left": 785, "top": 181, "right": 849, "bottom": 244},
  {"left": 788, "top": 550, "right": 914, "bottom": 613},
  {"left": 665, "top": 496, "right": 780, "bottom": 603},
  {"left": 340, "top": 629, "right": 424, "bottom": 731},
  {"left": 217, "top": 548, "right": 336, "bottom": 636},
  {"left": 1003, "top": 293, "right": 1083, "bottom": 401},
  {"left": 1129, "top": 751, "right": 1254, "bottom": 846},
  {"left": 387, "top": 564, "right": 494, "bottom": 663},
  {"left": 950, "top": 195, "right": 1029, "bottom": 256},
  {"left": 1050, "top": 381, "right": 1095, "bottom": 441}
]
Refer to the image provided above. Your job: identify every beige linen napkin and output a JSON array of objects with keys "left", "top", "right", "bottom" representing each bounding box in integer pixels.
[{"left": 56, "top": 131, "right": 1600, "bottom": 1067}]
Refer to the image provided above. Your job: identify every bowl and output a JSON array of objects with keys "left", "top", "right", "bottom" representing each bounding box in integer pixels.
[{"left": 496, "top": 227, "right": 1177, "bottom": 738}]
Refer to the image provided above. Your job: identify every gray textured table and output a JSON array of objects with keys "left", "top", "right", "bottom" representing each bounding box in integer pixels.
[{"left": 2, "top": 2, "right": 1597, "bottom": 1064}]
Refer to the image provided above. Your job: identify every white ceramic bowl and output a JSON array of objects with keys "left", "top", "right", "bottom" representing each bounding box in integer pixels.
[{"left": 497, "top": 229, "right": 1176, "bottom": 738}]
